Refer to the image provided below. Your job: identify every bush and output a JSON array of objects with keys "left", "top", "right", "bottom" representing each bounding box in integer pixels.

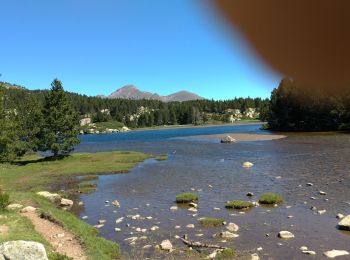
[
  {"left": 225, "top": 200, "right": 253, "bottom": 209},
  {"left": 199, "top": 218, "right": 225, "bottom": 227},
  {"left": 175, "top": 192, "right": 198, "bottom": 203},
  {"left": 259, "top": 193, "right": 283, "bottom": 204},
  {"left": 217, "top": 248, "right": 236, "bottom": 259},
  {"left": 0, "top": 189, "right": 10, "bottom": 211}
]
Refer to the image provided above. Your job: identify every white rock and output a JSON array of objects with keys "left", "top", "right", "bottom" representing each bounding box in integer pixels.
[
  {"left": 125, "top": 237, "right": 138, "bottom": 243},
  {"left": 221, "top": 135, "right": 236, "bottom": 143},
  {"left": 323, "top": 250, "right": 349, "bottom": 258},
  {"left": 143, "top": 245, "right": 152, "bottom": 249},
  {"left": 306, "top": 183, "right": 313, "bottom": 186},
  {"left": 213, "top": 207, "right": 221, "bottom": 211},
  {"left": 6, "top": 204, "right": 23, "bottom": 210},
  {"left": 112, "top": 200, "right": 120, "bottom": 207},
  {"left": 318, "top": 209, "right": 327, "bottom": 215},
  {"left": 336, "top": 213, "right": 344, "bottom": 219},
  {"left": 160, "top": 240, "right": 173, "bottom": 251},
  {"left": 115, "top": 217, "right": 124, "bottom": 224},
  {"left": 278, "top": 231, "right": 295, "bottom": 239},
  {"left": 186, "top": 224, "right": 195, "bottom": 228},
  {"left": 20, "top": 206, "right": 36, "bottom": 213},
  {"left": 189, "top": 202, "right": 198, "bottom": 208},
  {"left": 114, "top": 228, "right": 121, "bottom": 232},
  {"left": 93, "top": 224, "right": 104, "bottom": 229},
  {"left": 300, "top": 246, "right": 308, "bottom": 251},
  {"left": 251, "top": 253, "right": 260, "bottom": 260},
  {"left": 170, "top": 206, "right": 178, "bottom": 211},
  {"left": 36, "top": 191, "right": 61, "bottom": 202},
  {"left": 319, "top": 191, "right": 327, "bottom": 195},
  {"left": 337, "top": 215, "right": 350, "bottom": 231},
  {"left": 60, "top": 198, "right": 73, "bottom": 207},
  {"left": 215, "top": 231, "right": 239, "bottom": 239},
  {"left": 98, "top": 220, "right": 106, "bottom": 224},
  {"left": 226, "top": 223, "right": 239, "bottom": 232},
  {"left": 242, "top": 161, "right": 254, "bottom": 168},
  {"left": 150, "top": 226, "right": 159, "bottom": 231},
  {"left": 188, "top": 207, "right": 197, "bottom": 213},
  {"left": 0, "top": 241, "right": 48, "bottom": 260},
  {"left": 302, "top": 250, "right": 316, "bottom": 255}
]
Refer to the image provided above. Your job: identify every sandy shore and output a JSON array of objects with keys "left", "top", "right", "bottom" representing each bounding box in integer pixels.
[{"left": 184, "top": 133, "right": 287, "bottom": 141}]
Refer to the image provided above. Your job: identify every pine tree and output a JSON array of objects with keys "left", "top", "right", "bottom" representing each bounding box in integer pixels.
[{"left": 39, "top": 79, "right": 80, "bottom": 157}]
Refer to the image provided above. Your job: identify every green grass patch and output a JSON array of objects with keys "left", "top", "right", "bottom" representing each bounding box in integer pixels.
[
  {"left": 217, "top": 248, "right": 236, "bottom": 259},
  {"left": 79, "top": 175, "right": 98, "bottom": 181},
  {"left": 259, "top": 193, "right": 284, "bottom": 204},
  {"left": 199, "top": 218, "right": 225, "bottom": 227},
  {"left": 48, "top": 252, "right": 73, "bottom": 260},
  {"left": 175, "top": 192, "right": 198, "bottom": 203},
  {"left": 225, "top": 200, "right": 253, "bottom": 209},
  {"left": 155, "top": 154, "right": 168, "bottom": 161}
]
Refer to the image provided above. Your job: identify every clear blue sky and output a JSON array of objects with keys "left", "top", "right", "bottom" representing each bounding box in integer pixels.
[{"left": 1, "top": 0, "right": 280, "bottom": 100}]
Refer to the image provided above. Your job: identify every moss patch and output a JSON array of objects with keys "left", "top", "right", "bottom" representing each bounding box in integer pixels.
[
  {"left": 175, "top": 192, "right": 198, "bottom": 203},
  {"left": 225, "top": 200, "right": 253, "bottom": 209},
  {"left": 199, "top": 218, "right": 225, "bottom": 227},
  {"left": 259, "top": 193, "right": 283, "bottom": 204}
]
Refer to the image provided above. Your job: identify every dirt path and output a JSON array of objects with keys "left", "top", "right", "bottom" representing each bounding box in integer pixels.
[{"left": 21, "top": 211, "right": 87, "bottom": 260}]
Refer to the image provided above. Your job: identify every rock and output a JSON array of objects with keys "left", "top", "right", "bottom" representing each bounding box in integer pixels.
[
  {"left": 160, "top": 240, "right": 173, "bottom": 251},
  {"left": 257, "top": 247, "right": 263, "bottom": 251},
  {"left": 251, "top": 253, "right": 260, "bottom": 260},
  {"left": 337, "top": 215, "right": 350, "bottom": 231},
  {"left": 188, "top": 207, "right": 197, "bottom": 212},
  {"left": 150, "top": 226, "right": 159, "bottom": 231},
  {"left": 93, "top": 224, "right": 104, "bottom": 229},
  {"left": 319, "top": 191, "right": 327, "bottom": 195},
  {"left": 36, "top": 191, "right": 61, "bottom": 203},
  {"left": 115, "top": 217, "right": 124, "bottom": 224},
  {"left": 323, "top": 250, "right": 349, "bottom": 258},
  {"left": 302, "top": 251, "right": 316, "bottom": 255},
  {"left": 112, "top": 200, "right": 120, "bottom": 207},
  {"left": 189, "top": 202, "right": 198, "bottom": 208},
  {"left": 98, "top": 220, "right": 106, "bottom": 224},
  {"left": 175, "top": 226, "right": 181, "bottom": 229},
  {"left": 186, "top": 224, "right": 195, "bottom": 228},
  {"left": 170, "top": 206, "right": 178, "bottom": 211},
  {"left": 81, "top": 216, "right": 88, "bottom": 220},
  {"left": 242, "top": 161, "right": 254, "bottom": 168},
  {"left": 60, "top": 198, "right": 73, "bottom": 207},
  {"left": 247, "top": 192, "right": 254, "bottom": 197},
  {"left": 213, "top": 207, "right": 221, "bottom": 211},
  {"left": 278, "top": 231, "right": 295, "bottom": 239},
  {"left": 20, "top": 206, "right": 36, "bottom": 213},
  {"left": 226, "top": 223, "right": 239, "bottom": 232},
  {"left": 146, "top": 216, "right": 153, "bottom": 220},
  {"left": 114, "top": 228, "right": 121, "bottom": 232},
  {"left": 221, "top": 135, "right": 236, "bottom": 143},
  {"left": 215, "top": 231, "right": 239, "bottom": 239},
  {"left": 0, "top": 241, "right": 48, "bottom": 260},
  {"left": 78, "top": 201, "right": 84, "bottom": 206},
  {"left": 300, "top": 246, "right": 308, "bottom": 251},
  {"left": 207, "top": 250, "right": 219, "bottom": 259},
  {"left": 125, "top": 237, "right": 138, "bottom": 243},
  {"left": 306, "top": 183, "right": 313, "bottom": 186},
  {"left": 336, "top": 213, "right": 345, "bottom": 219},
  {"left": 318, "top": 209, "right": 327, "bottom": 215},
  {"left": 6, "top": 204, "right": 23, "bottom": 211},
  {"left": 310, "top": 206, "right": 317, "bottom": 211}
]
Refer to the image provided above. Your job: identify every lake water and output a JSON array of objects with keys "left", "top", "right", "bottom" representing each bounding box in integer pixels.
[{"left": 75, "top": 123, "right": 350, "bottom": 259}]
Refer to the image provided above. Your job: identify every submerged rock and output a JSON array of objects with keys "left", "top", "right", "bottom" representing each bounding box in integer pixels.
[
  {"left": 323, "top": 250, "right": 349, "bottom": 258},
  {"left": 337, "top": 215, "right": 350, "bottom": 231},
  {"left": 221, "top": 135, "right": 236, "bottom": 143},
  {"left": 251, "top": 253, "right": 260, "bottom": 260},
  {"left": 0, "top": 241, "right": 48, "bottom": 260},
  {"left": 336, "top": 213, "right": 345, "bottom": 219},
  {"left": 226, "top": 223, "right": 239, "bottom": 232},
  {"left": 214, "top": 231, "right": 239, "bottom": 239},
  {"left": 278, "top": 231, "right": 295, "bottom": 239},
  {"left": 112, "top": 200, "right": 120, "bottom": 207},
  {"left": 170, "top": 206, "right": 178, "bottom": 211}
]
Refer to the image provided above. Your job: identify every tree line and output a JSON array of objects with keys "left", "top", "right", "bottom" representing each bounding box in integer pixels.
[
  {"left": 266, "top": 78, "right": 350, "bottom": 131},
  {"left": 0, "top": 79, "right": 79, "bottom": 162}
]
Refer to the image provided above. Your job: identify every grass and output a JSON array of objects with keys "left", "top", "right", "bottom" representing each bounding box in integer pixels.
[
  {"left": 175, "top": 192, "right": 198, "bottom": 203},
  {"left": 48, "top": 252, "right": 73, "bottom": 260},
  {"left": 225, "top": 200, "right": 254, "bottom": 209},
  {"left": 259, "top": 193, "right": 284, "bottom": 204},
  {"left": 155, "top": 154, "right": 168, "bottom": 161},
  {"left": 216, "top": 248, "right": 236, "bottom": 259},
  {"left": 199, "top": 218, "right": 225, "bottom": 227},
  {"left": 0, "top": 151, "right": 153, "bottom": 260}
]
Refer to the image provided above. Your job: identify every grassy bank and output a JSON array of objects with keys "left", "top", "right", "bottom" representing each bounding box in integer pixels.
[{"left": 0, "top": 151, "right": 155, "bottom": 259}]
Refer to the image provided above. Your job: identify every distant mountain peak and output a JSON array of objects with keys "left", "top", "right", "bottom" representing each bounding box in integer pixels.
[{"left": 106, "top": 85, "right": 203, "bottom": 102}]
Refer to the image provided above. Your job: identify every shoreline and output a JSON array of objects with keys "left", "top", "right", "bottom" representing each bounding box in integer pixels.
[
  {"left": 131, "top": 120, "right": 263, "bottom": 132},
  {"left": 184, "top": 132, "right": 287, "bottom": 142}
]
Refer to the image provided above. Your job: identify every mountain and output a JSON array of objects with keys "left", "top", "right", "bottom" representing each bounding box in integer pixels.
[{"left": 105, "top": 85, "right": 203, "bottom": 102}]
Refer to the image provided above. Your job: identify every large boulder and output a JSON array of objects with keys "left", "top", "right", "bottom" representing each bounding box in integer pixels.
[
  {"left": 36, "top": 191, "right": 61, "bottom": 203},
  {"left": 220, "top": 135, "right": 236, "bottom": 143},
  {"left": 60, "top": 198, "right": 74, "bottom": 207},
  {"left": 160, "top": 240, "right": 173, "bottom": 251},
  {"left": 337, "top": 215, "right": 350, "bottom": 231},
  {"left": 0, "top": 241, "right": 48, "bottom": 260}
]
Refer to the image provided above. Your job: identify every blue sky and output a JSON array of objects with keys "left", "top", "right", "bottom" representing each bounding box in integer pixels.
[{"left": 1, "top": 0, "right": 280, "bottom": 100}]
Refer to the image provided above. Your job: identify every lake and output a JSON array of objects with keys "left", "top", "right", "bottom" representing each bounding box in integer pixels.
[{"left": 74, "top": 123, "right": 350, "bottom": 259}]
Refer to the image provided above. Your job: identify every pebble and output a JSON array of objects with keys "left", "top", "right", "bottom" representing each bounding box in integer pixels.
[
  {"left": 213, "top": 207, "right": 221, "bottom": 211},
  {"left": 175, "top": 226, "right": 181, "bottom": 229},
  {"left": 186, "top": 224, "right": 195, "bottom": 228},
  {"left": 170, "top": 206, "right": 178, "bottom": 211},
  {"left": 242, "top": 161, "right": 254, "bottom": 168},
  {"left": 300, "top": 246, "right": 308, "bottom": 251},
  {"left": 98, "top": 220, "right": 106, "bottom": 224},
  {"left": 323, "top": 250, "right": 349, "bottom": 258},
  {"left": 319, "top": 191, "right": 327, "bottom": 195},
  {"left": 188, "top": 207, "right": 197, "bottom": 212},
  {"left": 302, "top": 251, "right": 316, "bottom": 255},
  {"left": 143, "top": 245, "right": 152, "bottom": 249},
  {"left": 146, "top": 216, "right": 153, "bottom": 220},
  {"left": 247, "top": 192, "right": 254, "bottom": 197},
  {"left": 150, "top": 226, "right": 159, "bottom": 231},
  {"left": 257, "top": 247, "right": 263, "bottom": 251},
  {"left": 189, "top": 202, "right": 198, "bottom": 208},
  {"left": 115, "top": 217, "right": 124, "bottom": 224},
  {"left": 278, "top": 231, "right": 295, "bottom": 239},
  {"left": 81, "top": 216, "right": 88, "bottom": 220},
  {"left": 306, "top": 183, "right": 313, "bottom": 186},
  {"left": 318, "top": 209, "right": 327, "bottom": 215},
  {"left": 114, "top": 228, "right": 121, "bottom": 232}
]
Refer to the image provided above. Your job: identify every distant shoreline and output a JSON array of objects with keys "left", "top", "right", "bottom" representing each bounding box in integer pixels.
[{"left": 131, "top": 120, "right": 263, "bottom": 132}]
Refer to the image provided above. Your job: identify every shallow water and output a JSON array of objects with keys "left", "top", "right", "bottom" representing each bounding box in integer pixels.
[{"left": 75, "top": 124, "right": 350, "bottom": 259}]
